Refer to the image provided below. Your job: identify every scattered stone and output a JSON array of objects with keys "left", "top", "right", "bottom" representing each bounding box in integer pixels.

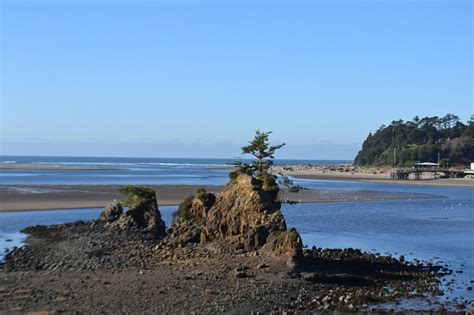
[
  {"left": 257, "top": 263, "right": 269, "bottom": 269},
  {"left": 233, "top": 270, "right": 247, "bottom": 278}
]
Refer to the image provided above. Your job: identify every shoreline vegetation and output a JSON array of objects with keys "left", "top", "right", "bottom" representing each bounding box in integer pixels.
[{"left": 354, "top": 114, "right": 473, "bottom": 167}]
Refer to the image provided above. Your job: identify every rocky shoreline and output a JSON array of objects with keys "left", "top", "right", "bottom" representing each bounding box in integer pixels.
[
  {"left": 1, "top": 222, "right": 453, "bottom": 313},
  {"left": 0, "top": 173, "right": 467, "bottom": 313}
]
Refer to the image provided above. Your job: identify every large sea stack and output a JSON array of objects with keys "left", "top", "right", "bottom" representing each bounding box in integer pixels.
[{"left": 205, "top": 173, "right": 302, "bottom": 260}]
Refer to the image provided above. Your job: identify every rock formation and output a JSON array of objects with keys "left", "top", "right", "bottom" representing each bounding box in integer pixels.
[
  {"left": 261, "top": 228, "right": 303, "bottom": 259},
  {"left": 168, "top": 189, "right": 216, "bottom": 244},
  {"left": 202, "top": 173, "right": 303, "bottom": 261},
  {"left": 99, "top": 201, "right": 123, "bottom": 223},
  {"left": 189, "top": 191, "right": 216, "bottom": 221},
  {"left": 99, "top": 186, "right": 166, "bottom": 236},
  {"left": 99, "top": 177, "right": 303, "bottom": 261}
]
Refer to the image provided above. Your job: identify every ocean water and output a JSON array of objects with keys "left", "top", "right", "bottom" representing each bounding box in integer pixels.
[{"left": 0, "top": 156, "right": 352, "bottom": 185}]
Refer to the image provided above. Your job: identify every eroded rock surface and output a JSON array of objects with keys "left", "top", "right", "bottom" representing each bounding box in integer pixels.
[
  {"left": 261, "top": 228, "right": 303, "bottom": 259},
  {"left": 99, "top": 187, "right": 166, "bottom": 236},
  {"left": 202, "top": 173, "right": 302, "bottom": 260},
  {"left": 189, "top": 192, "right": 216, "bottom": 221},
  {"left": 99, "top": 201, "right": 123, "bottom": 222},
  {"left": 168, "top": 189, "right": 216, "bottom": 245}
]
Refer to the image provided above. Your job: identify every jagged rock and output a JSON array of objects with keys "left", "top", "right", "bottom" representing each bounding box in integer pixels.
[
  {"left": 261, "top": 228, "right": 303, "bottom": 260},
  {"left": 168, "top": 217, "right": 202, "bottom": 244},
  {"left": 121, "top": 187, "right": 166, "bottom": 235},
  {"left": 189, "top": 193, "right": 216, "bottom": 221},
  {"left": 101, "top": 187, "right": 166, "bottom": 236},
  {"left": 169, "top": 190, "right": 216, "bottom": 244},
  {"left": 169, "top": 174, "right": 303, "bottom": 262},
  {"left": 244, "top": 225, "right": 270, "bottom": 250},
  {"left": 99, "top": 201, "right": 123, "bottom": 223},
  {"left": 204, "top": 174, "right": 287, "bottom": 249}
]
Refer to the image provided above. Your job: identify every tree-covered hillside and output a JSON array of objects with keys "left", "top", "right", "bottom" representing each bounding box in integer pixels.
[{"left": 354, "top": 114, "right": 474, "bottom": 167}]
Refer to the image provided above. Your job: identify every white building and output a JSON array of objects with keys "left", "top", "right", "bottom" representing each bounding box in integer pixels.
[{"left": 414, "top": 162, "right": 439, "bottom": 169}]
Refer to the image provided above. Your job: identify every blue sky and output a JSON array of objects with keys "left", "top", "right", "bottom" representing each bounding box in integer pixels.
[{"left": 1, "top": 0, "right": 472, "bottom": 159}]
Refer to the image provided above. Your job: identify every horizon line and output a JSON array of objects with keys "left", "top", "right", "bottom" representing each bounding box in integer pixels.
[{"left": 0, "top": 154, "right": 355, "bottom": 162}]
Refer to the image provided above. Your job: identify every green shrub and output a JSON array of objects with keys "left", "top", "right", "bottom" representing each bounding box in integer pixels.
[
  {"left": 196, "top": 188, "right": 207, "bottom": 202},
  {"left": 257, "top": 171, "right": 279, "bottom": 199},
  {"left": 439, "top": 158, "right": 451, "bottom": 168},
  {"left": 118, "top": 186, "right": 156, "bottom": 208},
  {"left": 229, "top": 162, "right": 255, "bottom": 180}
]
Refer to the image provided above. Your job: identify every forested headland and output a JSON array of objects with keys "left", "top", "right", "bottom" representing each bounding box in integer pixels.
[{"left": 354, "top": 114, "right": 474, "bottom": 167}]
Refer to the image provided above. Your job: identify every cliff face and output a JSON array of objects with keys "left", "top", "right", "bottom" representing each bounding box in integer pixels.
[{"left": 202, "top": 173, "right": 302, "bottom": 260}]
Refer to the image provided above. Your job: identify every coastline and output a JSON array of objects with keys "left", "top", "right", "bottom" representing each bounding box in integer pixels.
[
  {"left": 0, "top": 184, "right": 222, "bottom": 212},
  {"left": 0, "top": 184, "right": 444, "bottom": 212},
  {"left": 272, "top": 165, "right": 474, "bottom": 187},
  {"left": 1, "top": 163, "right": 470, "bottom": 212},
  {"left": 291, "top": 174, "right": 474, "bottom": 187},
  {"left": 3, "top": 162, "right": 472, "bottom": 187},
  {"left": 1, "top": 173, "right": 464, "bottom": 313}
]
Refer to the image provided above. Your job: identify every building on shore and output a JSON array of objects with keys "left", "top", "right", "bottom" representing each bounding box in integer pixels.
[
  {"left": 465, "top": 163, "right": 474, "bottom": 175},
  {"left": 413, "top": 162, "right": 439, "bottom": 169}
]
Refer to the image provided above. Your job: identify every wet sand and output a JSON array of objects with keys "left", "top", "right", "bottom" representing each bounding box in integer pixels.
[
  {"left": 0, "top": 184, "right": 443, "bottom": 212},
  {"left": 0, "top": 185, "right": 222, "bottom": 212}
]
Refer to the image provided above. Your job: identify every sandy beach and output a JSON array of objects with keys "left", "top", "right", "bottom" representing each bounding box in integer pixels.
[
  {"left": 1, "top": 163, "right": 470, "bottom": 212},
  {"left": 0, "top": 185, "right": 221, "bottom": 212},
  {"left": 0, "top": 184, "right": 443, "bottom": 212},
  {"left": 273, "top": 165, "right": 474, "bottom": 187}
]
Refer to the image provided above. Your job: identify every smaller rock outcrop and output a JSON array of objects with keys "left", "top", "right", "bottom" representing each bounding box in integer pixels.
[
  {"left": 99, "top": 186, "right": 166, "bottom": 236},
  {"left": 120, "top": 186, "right": 166, "bottom": 235},
  {"left": 261, "top": 228, "right": 303, "bottom": 260},
  {"left": 169, "top": 188, "right": 216, "bottom": 244},
  {"left": 189, "top": 190, "right": 216, "bottom": 221},
  {"left": 99, "top": 201, "right": 123, "bottom": 223}
]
